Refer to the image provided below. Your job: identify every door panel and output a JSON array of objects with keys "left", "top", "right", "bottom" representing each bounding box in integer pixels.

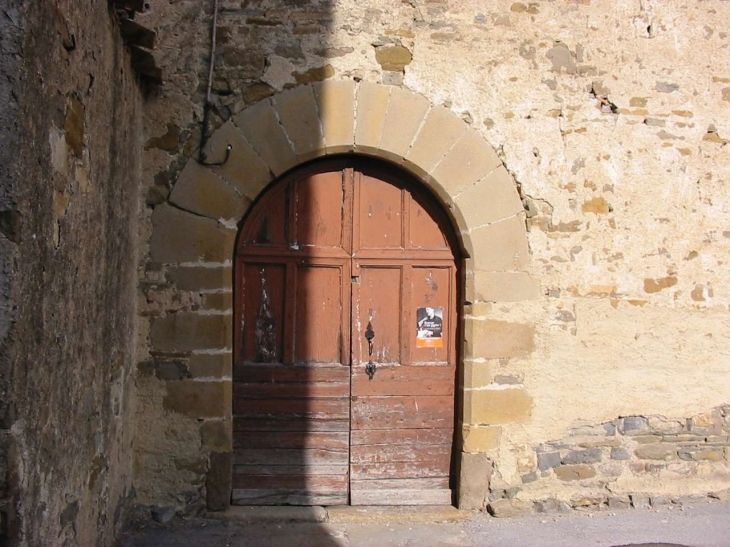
[
  {"left": 350, "top": 261, "right": 454, "bottom": 505},
  {"left": 356, "top": 174, "right": 404, "bottom": 250},
  {"left": 234, "top": 162, "right": 457, "bottom": 506},
  {"left": 294, "top": 265, "right": 344, "bottom": 364},
  {"left": 233, "top": 169, "right": 351, "bottom": 506}
]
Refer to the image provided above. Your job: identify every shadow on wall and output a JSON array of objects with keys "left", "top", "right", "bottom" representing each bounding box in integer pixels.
[{"left": 218, "top": 3, "right": 348, "bottom": 534}]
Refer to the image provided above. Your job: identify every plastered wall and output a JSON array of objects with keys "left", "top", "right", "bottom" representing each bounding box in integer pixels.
[{"left": 134, "top": 0, "right": 730, "bottom": 513}]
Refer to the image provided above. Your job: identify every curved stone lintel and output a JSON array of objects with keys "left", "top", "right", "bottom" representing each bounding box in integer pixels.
[{"left": 166, "top": 81, "right": 529, "bottom": 278}]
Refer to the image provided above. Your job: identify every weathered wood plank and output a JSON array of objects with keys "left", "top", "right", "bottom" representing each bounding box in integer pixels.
[
  {"left": 351, "top": 428, "right": 452, "bottom": 447},
  {"left": 234, "top": 381, "right": 349, "bottom": 399},
  {"left": 233, "top": 448, "right": 348, "bottom": 466},
  {"left": 350, "top": 461, "right": 450, "bottom": 480},
  {"left": 233, "top": 431, "right": 349, "bottom": 450},
  {"left": 351, "top": 443, "right": 450, "bottom": 464},
  {"left": 350, "top": 488, "right": 451, "bottom": 506},
  {"left": 119, "top": 17, "right": 156, "bottom": 49},
  {"left": 234, "top": 464, "right": 349, "bottom": 476},
  {"left": 350, "top": 478, "right": 449, "bottom": 490},
  {"left": 351, "top": 365, "right": 455, "bottom": 396},
  {"left": 234, "top": 364, "right": 350, "bottom": 383},
  {"left": 231, "top": 489, "right": 348, "bottom": 506},
  {"left": 233, "top": 418, "right": 349, "bottom": 432},
  {"left": 351, "top": 396, "right": 454, "bottom": 429},
  {"left": 233, "top": 474, "right": 347, "bottom": 490},
  {"left": 234, "top": 398, "right": 349, "bottom": 420}
]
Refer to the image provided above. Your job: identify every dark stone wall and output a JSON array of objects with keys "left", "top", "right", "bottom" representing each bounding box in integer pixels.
[
  {"left": 0, "top": 0, "right": 23, "bottom": 542},
  {"left": 0, "top": 1, "right": 143, "bottom": 545}
]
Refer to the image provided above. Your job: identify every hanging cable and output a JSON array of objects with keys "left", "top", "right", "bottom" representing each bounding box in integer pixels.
[{"left": 198, "top": 0, "right": 231, "bottom": 166}]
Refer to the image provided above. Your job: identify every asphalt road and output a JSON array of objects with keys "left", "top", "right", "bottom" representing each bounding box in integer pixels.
[{"left": 121, "top": 501, "right": 730, "bottom": 547}]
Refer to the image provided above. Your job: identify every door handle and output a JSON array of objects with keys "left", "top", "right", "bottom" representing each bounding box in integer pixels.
[{"left": 365, "top": 322, "right": 376, "bottom": 380}]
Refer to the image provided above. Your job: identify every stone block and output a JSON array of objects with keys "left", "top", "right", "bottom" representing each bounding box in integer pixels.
[
  {"left": 647, "top": 416, "right": 685, "bottom": 435},
  {"left": 463, "top": 388, "right": 532, "bottom": 424},
  {"left": 579, "top": 437, "right": 621, "bottom": 449},
  {"left": 454, "top": 165, "right": 523, "bottom": 229},
  {"left": 569, "top": 422, "right": 616, "bottom": 437},
  {"left": 378, "top": 87, "right": 430, "bottom": 163},
  {"left": 554, "top": 464, "right": 596, "bottom": 481},
  {"left": 233, "top": 99, "right": 297, "bottom": 176},
  {"left": 207, "top": 451, "right": 232, "bottom": 512},
  {"left": 169, "top": 160, "right": 249, "bottom": 221},
  {"left": 678, "top": 447, "right": 724, "bottom": 461},
  {"left": 689, "top": 409, "right": 723, "bottom": 435},
  {"left": 608, "top": 496, "right": 630, "bottom": 510},
  {"left": 630, "top": 494, "right": 651, "bottom": 509},
  {"left": 203, "top": 292, "right": 232, "bottom": 311},
  {"left": 313, "top": 80, "right": 355, "bottom": 154},
  {"left": 468, "top": 271, "right": 541, "bottom": 303},
  {"left": 151, "top": 312, "right": 232, "bottom": 352},
  {"left": 469, "top": 214, "right": 530, "bottom": 271},
  {"left": 462, "top": 425, "right": 501, "bottom": 453},
  {"left": 537, "top": 451, "right": 561, "bottom": 471},
  {"left": 432, "top": 129, "right": 502, "bottom": 196},
  {"left": 650, "top": 496, "right": 669, "bottom": 507},
  {"left": 562, "top": 448, "right": 602, "bottom": 465},
  {"left": 611, "top": 447, "right": 631, "bottom": 460},
  {"left": 167, "top": 266, "right": 232, "bottom": 292},
  {"left": 202, "top": 120, "right": 272, "bottom": 200},
  {"left": 406, "top": 105, "right": 468, "bottom": 175},
  {"left": 188, "top": 353, "right": 232, "bottom": 379},
  {"left": 462, "top": 360, "right": 492, "bottom": 389},
  {"left": 521, "top": 472, "right": 537, "bottom": 483},
  {"left": 201, "top": 420, "right": 232, "bottom": 452},
  {"left": 534, "top": 498, "right": 571, "bottom": 513},
  {"left": 619, "top": 416, "right": 651, "bottom": 436},
  {"left": 272, "top": 85, "right": 325, "bottom": 161},
  {"left": 375, "top": 45, "right": 412, "bottom": 71},
  {"left": 150, "top": 204, "right": 236, "bottom": 263},
  {"left": 465, "top": 319, "right": 535, "bottom": 359},
  {"left": 634, "top": 444, "right": 677, "bottom": 460},
  {"left": 457, "top": 452, "right": 491, "bottom": 510},
  {"left": 487, "top": 499, "right": 534, "bottom": 518},
  {"left": 164, "top": 380, "right": 232, "bottom": 419},
  {"left": 571, "top": 494, "right": 605, "bottom": 508},
  {"left": 354, "top": 82, "right": 391, "bottom": 153}
]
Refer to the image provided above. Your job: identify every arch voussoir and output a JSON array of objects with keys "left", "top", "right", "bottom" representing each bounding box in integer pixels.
[
  {"left": 376, "top": 86, "right": 430, "bottom": 166},
  {"left": 168, "top": 160, "right": 249, "bottom": 222},
  {"left": 199, "top": 120, "right": 271, "bottom": 201},
  {"left": 454, "top": 165, "right": 524, "bottom": 230},
  {"left": 232, "top": 98, "right": 297, "bottom": 177},
  {"left": 313, "top": 80, "right": 356, "bottom": 155}
]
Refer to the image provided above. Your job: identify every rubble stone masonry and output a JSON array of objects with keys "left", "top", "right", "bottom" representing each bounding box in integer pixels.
[{"left": 1, "top": 1, "right": 143, "bottom": 545}]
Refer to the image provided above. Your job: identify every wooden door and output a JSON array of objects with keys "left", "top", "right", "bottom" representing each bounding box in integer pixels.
[
  {"left": 233, "top": 160, "right": 457, "bottom": 506},
  {"left": 349, "top": 171, "right": 457, "bottom": 505}
]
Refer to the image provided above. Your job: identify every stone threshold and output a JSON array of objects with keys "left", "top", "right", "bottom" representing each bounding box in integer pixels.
[{"left": 208, "top": 505, "right": 471, "bottom": 524}]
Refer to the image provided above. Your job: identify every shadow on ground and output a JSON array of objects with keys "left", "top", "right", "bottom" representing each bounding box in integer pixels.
[{"left": 121, "top": 519, "right": 348, "bottom": 547}]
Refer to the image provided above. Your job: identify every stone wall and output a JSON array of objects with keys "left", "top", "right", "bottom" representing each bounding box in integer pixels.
[
  {"left": 133, "top": 0, "right": 730, "bottom": 512},
  {"left": 1, "top": 1, "right": 143, "bottom": 545},
  {"left": 0, "top": 0, "right": 23, "bottom": 540},
  {"left": 488, "top": 405, "right": 730, "bottom": 517}
]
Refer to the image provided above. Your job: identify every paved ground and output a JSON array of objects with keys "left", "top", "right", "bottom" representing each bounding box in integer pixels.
[{"left": 121, "top": 501, "right": 730, "bottom": 547}]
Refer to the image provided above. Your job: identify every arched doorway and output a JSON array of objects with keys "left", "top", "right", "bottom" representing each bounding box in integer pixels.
[{"left": 232, "top": 157, "right": 461, "bottom": 506}]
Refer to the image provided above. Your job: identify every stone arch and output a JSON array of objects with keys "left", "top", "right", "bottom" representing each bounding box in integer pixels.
[{"left": 148, "top": 81, "right": 539, "bottom": 510}]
